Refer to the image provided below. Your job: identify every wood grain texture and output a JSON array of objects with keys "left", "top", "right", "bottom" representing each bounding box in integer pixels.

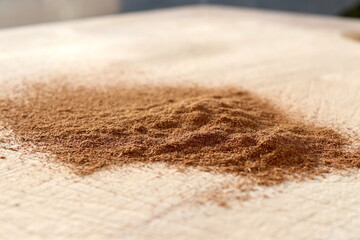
[{"left": 1, "top": 5, "right": 360, "bottom": 240}]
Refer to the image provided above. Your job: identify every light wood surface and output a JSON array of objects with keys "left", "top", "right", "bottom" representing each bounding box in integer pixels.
[{"left": 1, "top": 5, "right": 360, "bottom": 240}]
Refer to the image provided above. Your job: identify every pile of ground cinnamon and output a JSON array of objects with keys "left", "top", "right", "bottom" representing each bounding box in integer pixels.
[{"left": 0, "top": 83, "right": 359, "bottom": 187}]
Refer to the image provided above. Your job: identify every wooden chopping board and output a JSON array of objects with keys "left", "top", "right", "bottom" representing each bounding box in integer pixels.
[{"left": 1, "top": 5, "right": 360, "bottom": 240}]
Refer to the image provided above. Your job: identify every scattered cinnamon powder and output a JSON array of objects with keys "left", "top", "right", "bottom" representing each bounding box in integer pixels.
[{"left": 0, "top": 83, "right": 359, "bottom": 187}]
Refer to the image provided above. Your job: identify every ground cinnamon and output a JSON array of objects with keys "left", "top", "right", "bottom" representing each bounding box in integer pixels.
[{"left": 0, "top": 83, "right": 359, "bottom": 187}]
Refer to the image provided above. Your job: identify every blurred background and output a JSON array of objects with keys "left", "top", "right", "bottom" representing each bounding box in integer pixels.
[{"left": 0, "top": 0, "right": 360, "bottom": 29}]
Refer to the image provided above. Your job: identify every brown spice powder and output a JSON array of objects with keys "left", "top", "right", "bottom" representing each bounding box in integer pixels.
[{"left": 0, "top": 83, "right": 359, "bottom": 187}]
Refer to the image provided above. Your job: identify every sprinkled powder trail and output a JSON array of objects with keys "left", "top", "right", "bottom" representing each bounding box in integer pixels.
[{"left": 0, "top": 83, "right": 359, "bottom": 188}]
